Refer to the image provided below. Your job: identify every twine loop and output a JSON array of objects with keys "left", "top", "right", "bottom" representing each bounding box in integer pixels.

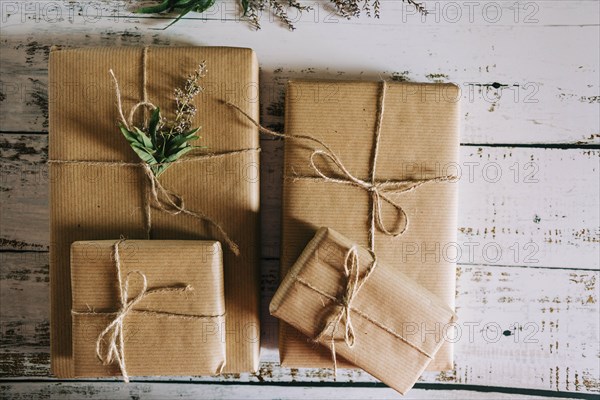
[{"left": 308, "top": 146, "right": 414, "bottom": 238}]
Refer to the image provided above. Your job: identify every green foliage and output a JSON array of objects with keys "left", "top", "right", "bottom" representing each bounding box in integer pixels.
[
  {"left": 136, "top": 0, "right": 217, "bottom": 29},
  {"left": 120, "top": 107, "right": 202, "bottom": 177},
  {"left": 117, "top": 63, "right": 207, "bottom": 177}
]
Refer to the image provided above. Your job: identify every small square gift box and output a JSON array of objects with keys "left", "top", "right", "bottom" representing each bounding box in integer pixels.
[
  {"left": 270, "top": 227, "right": 457, "bottom": 394},
  {"left": 70, "top": 239, "right": 226, "bottom": 380}
]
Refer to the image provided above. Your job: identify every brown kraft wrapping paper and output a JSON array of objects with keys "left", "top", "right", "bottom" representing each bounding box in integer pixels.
[
  {"left": 280, "top": 80, "right": 460, "bottom": 370},
  {"left": 71, "top": 240, "right": 226, "bottom": 377},
  {"left": 49, "top": 47, "right": 260, "bottom": 377},
  {"left": 271, "top": 227, "right": 457, "bottom": 394}
]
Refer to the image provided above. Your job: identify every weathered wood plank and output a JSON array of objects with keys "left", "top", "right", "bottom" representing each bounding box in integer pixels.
[
  {"left": 0, "top": 1, "right": 598, "bottom": 144},
  {"left": 0, "top": 135, "right": 48, "bottom": 251},
  {"left": 2, "top": 253, "right": 598, "bottom": 393},
  {"left": 2, "top": 134, "right": 598, "bottom": 270},
  {"left": 0, "top": 382, "right": 579, "bottom": 400}
]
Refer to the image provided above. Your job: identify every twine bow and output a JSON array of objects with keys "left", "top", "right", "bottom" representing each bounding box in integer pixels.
[
  {"left": 93, "top": 240, "right": 190, "bottom": 382},
  {"left": 307, "top": 246, "right": 377, "bottom": 375},
  {"left": 72, "top": 239, "right": 225, "bottom": 382},
  {"left": 307, "top": 145, "right": 453, "bottom": 244}
]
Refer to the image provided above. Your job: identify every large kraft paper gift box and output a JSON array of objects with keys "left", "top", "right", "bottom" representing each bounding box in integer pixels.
[
  {"left": 280, "top": 80, "right": 460, "bottom": 370},
  {"left": 49, "top": 47, "right": 260, "bottom": 377},
  {"left": 271, "top": 228, "right": 457, "bottom": 394},
  {"left": 71, "top": 240, "right": 226, "bottom": 377}
]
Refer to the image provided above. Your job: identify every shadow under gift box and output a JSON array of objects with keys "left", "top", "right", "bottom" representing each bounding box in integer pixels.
[
  {"left": 271, "top": 228, "right": 457, "bottom": 394},
  {"left": 279, "top": 80, "right": 460, "bottom": 371},
  {"left": 71, "top": 240, "right": 226, "bottom": 377},
  {"left": 49, "top": 46, "right": 261, "bottom": 377}
]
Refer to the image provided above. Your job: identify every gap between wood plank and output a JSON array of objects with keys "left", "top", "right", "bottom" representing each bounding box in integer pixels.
[
  {"left": 0, "top": 250, "right": 598, "bottom": 272},
  {"left": 463, "top": 143, "right": 600, "bottom": 150},
  {"left": 1, "top": 131, "right": 599, "bottom": 149},
  {"left": 0, "top": 379, "right": 596, "bottom": 399}
]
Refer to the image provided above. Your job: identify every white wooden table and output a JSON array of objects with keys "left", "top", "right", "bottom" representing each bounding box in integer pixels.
[{"left": 1, "top": 1, "right": 599, "bottom": 398}]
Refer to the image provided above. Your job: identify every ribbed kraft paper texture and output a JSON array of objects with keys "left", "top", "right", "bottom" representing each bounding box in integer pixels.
[
  {"left": 49, "top": 47, "right": 261, "bottom": 377},
  {"left": 280, "top": 80, "right": 460, "bottom": 371},
  {"left": 71, "top": 240, "right": 226, "bottom": 376},
  {"left": 271, "top": 228, "right": 456, "bottom": 394}
]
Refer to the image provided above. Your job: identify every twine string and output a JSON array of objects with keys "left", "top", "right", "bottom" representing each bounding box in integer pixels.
[
  {"left": 140, "top": 163, "right": 240, "bottom": 255},
  {"left": 109, "top": 47, "right": 157, "bottom": 132}
]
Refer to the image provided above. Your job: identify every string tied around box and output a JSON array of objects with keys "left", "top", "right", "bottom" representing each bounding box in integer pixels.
[
  {"left": 71, "top": 239, "right": 226, "bottom": 382},
  {"left": 225, "top": 81, "right": 455, "bottom": 375}
]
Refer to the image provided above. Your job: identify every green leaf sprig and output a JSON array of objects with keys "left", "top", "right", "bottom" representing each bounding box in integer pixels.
[
  {"left": 119, "top": 63, "right": 207, "bottom": 177},
  {"left": 136, "top": 0, "right": 218, "bottom": 30}
]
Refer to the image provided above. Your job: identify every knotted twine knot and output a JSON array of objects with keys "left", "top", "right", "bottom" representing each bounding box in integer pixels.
[
  {"left": 71, "top": 239, "right": 225, "bottom": 382},
  {"left": 225, "top": 81, "right": 455, "bottom": 375}
]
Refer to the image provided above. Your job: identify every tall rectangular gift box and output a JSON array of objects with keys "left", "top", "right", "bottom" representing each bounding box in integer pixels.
[
  {"left": 71, "top": 240, "right": 226, "bottom": 377},
  {"left": 49, "top": 47, "right": 260, "bottom": 376},
  {"left": 280, "top": 80, "right": 460, "bottom": 370}
]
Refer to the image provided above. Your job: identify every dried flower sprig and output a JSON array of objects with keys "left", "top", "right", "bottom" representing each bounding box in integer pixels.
[
  {"left": 135, "top": 0, "right": 427, "bottom": 30},
  {"left": 119, "top": 63, "right": 207, "bottom": 177},
  {"left": 245, "top": 0, "right": 313, "bottom": 30},
  {"left": 327, "top": 0, "right": 426, "bottom": 20}
]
